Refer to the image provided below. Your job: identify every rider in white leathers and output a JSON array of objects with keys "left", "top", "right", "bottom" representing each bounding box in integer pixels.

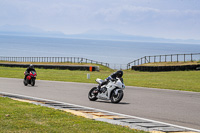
[{"left": 94, "top": 70, "right": 123, "bottom": 93}]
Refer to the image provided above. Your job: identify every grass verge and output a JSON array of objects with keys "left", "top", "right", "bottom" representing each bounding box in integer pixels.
[
  {"left": 125, "top": 70, "right": 200, "bottom": 92},
  {"left": 0, "top": 97, "right": 146, "bottom": 133},
  {"left": 0, "top": 66, "right": 200, "bottom": 92}
]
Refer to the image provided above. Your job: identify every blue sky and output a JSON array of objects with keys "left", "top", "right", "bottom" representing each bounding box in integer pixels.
[{"left": 0, "top": 0, "right": 200, "bottom": 40}]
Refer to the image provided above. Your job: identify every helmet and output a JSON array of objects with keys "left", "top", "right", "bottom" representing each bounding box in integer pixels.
[
  {"left": 29, "top": 64, "right": 34, "bottom": 69},
  {"left": 116, "top": 70, "right": 123, "bottom": 78}
]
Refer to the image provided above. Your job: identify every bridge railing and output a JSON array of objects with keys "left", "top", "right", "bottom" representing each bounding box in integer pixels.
[
  {"left": 127, "top": 53, "right": 200, "bottom": 69},
  {"left": 0, "top": 56, "right": 109, "bottom": 68}
]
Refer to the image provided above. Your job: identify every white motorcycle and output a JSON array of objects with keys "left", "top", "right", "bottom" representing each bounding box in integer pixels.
[{"left": 88, "top": 78, "right": 125, "bottom": 103}]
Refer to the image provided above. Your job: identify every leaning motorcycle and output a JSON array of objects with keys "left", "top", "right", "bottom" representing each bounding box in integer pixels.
[
  {"left": 88, "top": 78, "right": 125, "bottom": 103},
  {"left": 23, "top": 71, "right": 37, "bottom": 86}
]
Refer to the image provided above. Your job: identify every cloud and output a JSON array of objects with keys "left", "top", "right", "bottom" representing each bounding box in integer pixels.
[
  {"left": 0, "top": 0, "right": 200, "bottom": 39},
  {"left": 93, "top": 5, "right": 200, "bottom": 22}
]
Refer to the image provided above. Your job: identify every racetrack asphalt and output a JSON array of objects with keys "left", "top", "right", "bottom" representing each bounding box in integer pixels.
[{"left": 0, "top": 77, "right": 200, "bottom": 130}]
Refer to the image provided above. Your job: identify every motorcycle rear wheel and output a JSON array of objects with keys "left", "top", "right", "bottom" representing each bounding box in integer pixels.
[
  {"left": 23, "top": 79, "right": 28, "bottom": 86},
  {"left": 88, "top": 87, "right": 98, "bottom": 101},
  {"left": 111, "top": 90, "right": 124, "bottom": 103}
]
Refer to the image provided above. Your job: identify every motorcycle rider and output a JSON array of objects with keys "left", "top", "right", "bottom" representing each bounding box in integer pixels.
[
  {"left": 94, "top": 70, "right": 123, "bottom": 93},
  {"left": 24, "top": 64, "right": 36, "bottom": 80}
]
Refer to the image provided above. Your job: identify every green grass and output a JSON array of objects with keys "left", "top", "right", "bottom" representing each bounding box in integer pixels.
[
  {"left": 0, "top": 97, "right": 146, "bottom": 133},
  {"left": 0, "top": 66, "right": 200, "bottom": 92},
  {"left": 125, "top": 70, "right": 200, "bottom": 92}
]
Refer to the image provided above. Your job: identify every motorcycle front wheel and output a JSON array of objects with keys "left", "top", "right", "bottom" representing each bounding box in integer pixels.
[
  {"left": 31, "top": 79, "right": 35, "bottom": 86},
  {"left": 111, "top": 90, "right": 124, "bottom": 103},
  {"left": 88, "top": 87, "right": 98, "bottom": 101}
]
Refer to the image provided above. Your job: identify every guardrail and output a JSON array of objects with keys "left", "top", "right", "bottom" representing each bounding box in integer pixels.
[
  {"left": 127, "top": 53, "right": 200, "bottom": 69},
  {"left": 0, "top": 56, "right": 109, "bottom": 68}
]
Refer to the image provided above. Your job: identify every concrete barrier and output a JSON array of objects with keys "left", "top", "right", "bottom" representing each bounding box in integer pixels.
[{"left": 0, "top": 63, "right": 99, "bottom": 71}]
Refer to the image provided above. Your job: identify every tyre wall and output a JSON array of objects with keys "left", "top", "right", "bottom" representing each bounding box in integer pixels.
[
  {"left": 0, "top": 63, "right": 99, "bottom": 71},
  {"left": 132, "top": 65, "right": 200, "bottom": 72}
]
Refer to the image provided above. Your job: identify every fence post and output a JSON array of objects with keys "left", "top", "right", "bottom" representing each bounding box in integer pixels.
[
  {"left": 171, "top": 55, "right": 172, "bottom": 62},
  {"left": 160, "top": 55, "right": 161, "bottom": 62},
  {"left": 149, "top": 56, "right": 150, "bottom": 63},
  {"left": 177, "top": 54, "right": 178, "bottom": 62},
  {"left": 184, "top": 54, "right": 185, "bottom": 62},
  {"left": 191, "top": 53, "right": 193, "bottom": 61}
]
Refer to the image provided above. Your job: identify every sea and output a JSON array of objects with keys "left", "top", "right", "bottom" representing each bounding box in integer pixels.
[{"left": 0, "top": 35, "right": 200, "bottom": 69}]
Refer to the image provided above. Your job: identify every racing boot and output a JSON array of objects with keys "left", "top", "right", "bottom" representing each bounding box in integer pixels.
[{"left": 93, "top": 85, "right": 101, "bottom": 94}]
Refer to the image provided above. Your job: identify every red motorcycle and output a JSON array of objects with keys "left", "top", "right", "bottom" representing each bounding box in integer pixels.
[{"left": 23, "top": 71, "right": 37, "bottom": 86}]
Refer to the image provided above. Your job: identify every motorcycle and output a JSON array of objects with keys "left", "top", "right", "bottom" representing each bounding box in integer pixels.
[
  {"left": 88, "top": 77, "right": 125, "bottom": 103},
  {"left": 23, "top": 71, "right": 37, "bottom": 86}
]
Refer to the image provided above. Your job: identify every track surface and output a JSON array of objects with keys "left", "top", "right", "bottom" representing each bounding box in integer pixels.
[{"left": 0, "top": 77, "right": 200, "bottom": 130}]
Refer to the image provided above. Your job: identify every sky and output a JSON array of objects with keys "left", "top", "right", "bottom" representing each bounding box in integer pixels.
[{"left": 0, "top": 0, "right": 200, "bottom": 40}]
